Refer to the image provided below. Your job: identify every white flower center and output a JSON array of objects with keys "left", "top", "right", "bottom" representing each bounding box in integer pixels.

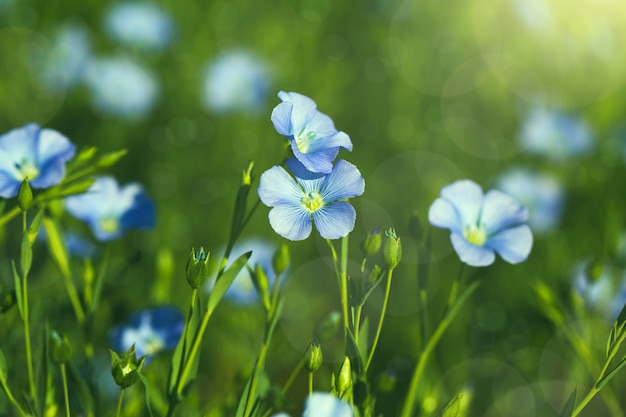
[
  {"left": 302, "top": 191, "right": 324, "bottom": 213},
  {"left": 464, "top": 223, "right": 487, "bottom": 246},
  {"left": 295, "top": 130, "right": 316, "bottom": 153}
]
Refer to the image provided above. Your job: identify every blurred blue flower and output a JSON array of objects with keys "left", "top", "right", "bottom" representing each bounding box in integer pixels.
[
  {"left": 519, "top": 107, "right": 593, "bottom": 160},
  {"left": 83, "top": 56, "right": 159, "bottom": 119},
  {"left": 428, "top": 179, "right": 533, "bottom": 267},
  {"left": 39, "top": 22, "right": 91, "bottom": 91},
  {"left": 572, "top": 261, "right": 626, "bottom": 321},
  {"left": 104, "top": 2, "right": 174, "bottom": 51},
  {"left": 110, "top": 306, "right": 184, "bottom": 360},
  {"left": 272, "top": 392, "right": 353, "bottom": 417},
  {"left": 271, "top": 91, "right": 352, "bottom": 174},
  {"left": 495, "top": 168, "right": 564, "bottom": 235},
  {"left": 202, "top": 50, "right": 271, "bottom": 114},
  {"left": 64, "top": 176, "right": 156, "bottom": 241},
  {"left": 38, "top": 227, "right": 98, "bottom": 259},
  {"left": 0, "top": 124, "right": 76, "bottom": 198},
  {"left": 258, "top": 158, "right": 364, "bottom": 241}
]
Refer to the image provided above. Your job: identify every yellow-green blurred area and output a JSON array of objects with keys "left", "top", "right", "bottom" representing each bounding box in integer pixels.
[{"left": 2, "top": 0, "right": 626, "bottom": 415}]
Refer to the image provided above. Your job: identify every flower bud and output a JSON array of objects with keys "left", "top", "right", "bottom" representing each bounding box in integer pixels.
[
  {"left": 50, "top": 330, "right": 72, "bottom": 364},
  {"left": 383, "top": 228, "right": 402, "bottom": 269},
  {"left": 361, "top": 227, "right": 382, "bottom": 256},
  {"left": 242, "top": 161, "right": 254, "bottom": 186},
  {"left": 337, "top": 356, "right": 352, "bottom": 397},
  {"left": 18, "top": 179, "right": 33, "bottom": 211},
  {"left": 186, "top": 247, "right": 210, "bottom": 289},
  {"left": 304, "top": 340, "right": 323, "bottom": 373},
  {"left": 313, "top": 310, "right": 341, "bottom": 342},
  {"left": 253, "top": 263, "right": 271, "bottom": 312},
  {"left": 110, "top": 345, "right": 145, "bottom": 389},
  {"left": 272, "top": 243, "right": 289, "bottom": 276}
]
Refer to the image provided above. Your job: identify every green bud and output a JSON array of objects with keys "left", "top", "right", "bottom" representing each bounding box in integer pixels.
[
  {"left": 361, "top": 227, "right": 382, "bottom": 256},
  {"left": 50, "top": 330, "right": 72, "bottom": 364},
  {"left": 272, "top": 243, "right": 290, "bottom": 276},
  {"left": 313, "top": 310, "right": 342, "bottom": 342},
  {"left": 110, "top": 345, "right": 145, "bottom": 389},
  {"left": 383, "top": 228, "right": 402, "bottom": 269},
  {"left": 408, "top": 210, "right": 424, "bottom": 241},
  {"left": 18, "top": 179, "right": 33, "bottom": 211},
  {"left": 253, "top": 263, "right": 271, "bottom": 312},
  {"left": 96, "top": 149, "right": 127, "bottom": 168},
  {"left": 304, "top": 340, "right": 323, "bottom": 373},
  {"left": 186, "top": 247, "right": 210, "bottom": 289},
  {"left": 337, "top": 356, "right": 352, "bottom": 397},
  {"left": 242, "top": 161, "right": 254, "bottom": 186}
]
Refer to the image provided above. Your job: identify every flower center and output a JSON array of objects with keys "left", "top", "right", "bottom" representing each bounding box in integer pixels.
[
  {"left": 15, "top": 159, "right": 40, "bottom": 181},
  {"left": 464, "top": 223, "right": 487, "bottom": 246},
  {"left": 302, "top": 191, "right": 324, "bottom": 213},
  {"left": 295, "top": 130, "right": 316, "bottom": 153},
  {"left": 140, "top": 334, "right": 165, "bottom": 355},
  {"left": 99, "top": 217, "right": 120, "bottom": 234}
]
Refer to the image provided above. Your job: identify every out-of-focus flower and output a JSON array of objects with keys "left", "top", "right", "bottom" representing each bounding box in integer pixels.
[
  {"left": 104, "top": 2, "right": 174, "bottom": 51},
  {"left": 109, "top": 306, "right": 184, "bottom": 360},
  {"left": 38, "top": 227, "right": 98, "bottom": 259},
  {"left": 428, "top": 179, "right": 533, "bottom": 267},
  {"left": 271, "top": 92, "right": 352, "bottom": 174},
  {"left": 83, "top": 56, "right": 159, "bottom": 119},
  {"left": 39, "top": 22, "right": 91, "bottom": 91},
  {"left": 258, "top": 158, "right": 364, "bottom": 241},
  {"left": 572, "top": 260, "right": 626, "bottom": 321},
  {"left": 519, "top": 107, "right": 594, "bottom": 160},
  {"left": 64, "top": 176, "right": 156, "bottom": 241},
  {"left": 202, "top": 50, "right": 271, "bottom": 114},
  {"left": 0, "top": 124, "right": 76, "bottom": 198},
  {"left": 272, "top": 392, "right": 353, "bottom": 417},
  {"left": 495, "top": 168, "right": 564, "bottom": 234}
]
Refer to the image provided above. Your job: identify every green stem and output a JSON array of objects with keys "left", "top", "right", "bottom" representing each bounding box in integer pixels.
[
  {"left": 21, "top": 212, "right": 36, "bottom": 403},
  {"left": 61, "top": 271, "right": 86, "bottom": 323},
  {"left": 0, "top": 376, "right": 26, "bottom": 416},
  {"left": 176, "top": 306, "right": 214, "bottom": 398},
  {"left": 280, "top": 356, "right": 306, "bottom": 396},
  {"left": 308, "top": 372, "right": 313, "bottom": 395},
  {"left": 116, "top": 389, "right": 125, "bottom": 417},
  {"left": 60, "top": 363, "right": 70, "bottom": 417},
  {"left": 340, "top": 236, "right": 350, "bottom": 336},
  {"left": 243, "top": 338, "right": 270, "bottom": 417},
  {"left": 365, "top": 269, "right": 394, "bottom": 371}
]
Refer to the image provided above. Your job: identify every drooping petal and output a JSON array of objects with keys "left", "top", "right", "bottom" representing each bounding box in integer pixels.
[
  {"left": 480, "top": 189, "right": 528, "bottom": 235},
  {"left": 440, "top": 180, "right": 483, "bottom": 227},
  {"left": 486, "top": 224, "right": 533, "bottom": 264},
  {"left": 291, "top": 143, "right": 338, "bottom": 174},
  {"left": 450, "top": 233, "right": 495, "bottom": 267},
  {"left": 277, "top": 91, "right": 318, "bottom": 130},
  {"left": 428, "top": 197, "right": 463, "bottom": 235},
  {"left": 307, "top": 130, "right": 352, "bottom": 153},
  {"left": 303, "top": 392, "right": 353, "bottom": 417},
  {"left": 286, "top": 158, "right": 326, "bottom": 194},
  {"left": 313, "top": 201, "right": 356, "bottom": 240},
  {"left": 268, "top": 203, "right": 312, "bottom": 241},
  {"left": 271, "top": 101, "right": 294, "bottom": 136},
  {"left": 258, "top": 165, "right": 305, "bottom": 207},
  {"left": 32, "top": 128, "right": 76, "bottom": 188},
  {"left": 320, "top": 159, "right": 364, "bottom": 202}
]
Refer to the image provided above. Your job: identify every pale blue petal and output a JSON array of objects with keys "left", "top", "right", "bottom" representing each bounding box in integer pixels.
[
  {"left": 258, "top": 165, "right": 304, "bottom": 207},
  {"left": 307, "top": 131, "right": 353, "bottom": 153},
  {"left": 271, "top": 101, "right": 294, "bottom": 136},
  {"left": 320, "top": 159, "right": 364, "bottom": 202},
  {"left": 486, "top": 224, "right": 533, "bottom": 264},
  {"left": 268, "top": 203, "right": 312, "bottom": 241},
  {"left": 291, "top": 142, "right": 337, "bottom": 174},
  {"left": 440, "top": 180, "right": 483, "bottom": 227},
  {"left": 305, "top": 111, "right": 337, "bottom": 139},
  {"left": 32, "top": 128, "right": 76, "bottom": 188},
  {"left": 0, "top": 124, "right": 39, "bottom": 163},
  {"left": 65, "top": 176, "right": 120, "bottom": 220},
  {"left": 286, "top": 158, "right": 326, "bottom": 193},
  {"left": 271, "top": 414, "right": 290, "bottom": 417},
  {"left": 0, "top": 171, "right": 20, "bottom": 198},
  {"left": 303, "top": 392, "right": 353, "bottom": 417},
  {"left": 480, "top": 189, "right": 528, "bottom": 235},
  {"left": 277, "top": 91, "right": 317, "bottom": 129},
  {"left": 314, "top": 201, "right": 356, "bottom": 240},
  {"left": 450, "top": 233, "right": 495, "bottom": 266},
  {"left": 428, "top": 197, "right": 463, "bottom": 235}
]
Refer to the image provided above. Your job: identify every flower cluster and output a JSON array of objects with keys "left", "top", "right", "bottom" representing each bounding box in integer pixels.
[{"left": 259, "top": 92, "right": 364, "bottom": 241}]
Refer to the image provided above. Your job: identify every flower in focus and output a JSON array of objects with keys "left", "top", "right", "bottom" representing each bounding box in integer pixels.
[
  {"left": 64, "top": 176, "right": 156, "bottom": 241},
  {"left": 83, "top": 55, "right": 159, "bottom": 119},
  {"left": 104, "top": 2, "right": 174, "bottom": 51},
  {"left": 495, "top": 168, "right": 564, "bottom": 234},
  {"left": 272, "top": 392, "right": 353, "bottom": 417},
  {"left": 0, "top": 124, "right": 76, "bottom": 198},
  {"left": 572, "top": 260, "right": 626, "bottom": 322},
  {"left": 110, "top": 306, "right": 184, "bottom": 361},
  {"left": 202, "top": 50, "right": 271, "bottom": 114},
  {"left": 519, "top": 107, "right": 593, "bottom": 160},
  {"left": 258, "top": 158, "right": 364, "bottom": 241},
  {"left": 271, "top": 91, "right": 352, "bottom": 174},
  {"left": 428, "top": 179, "right": 533, "bottom": 267}
]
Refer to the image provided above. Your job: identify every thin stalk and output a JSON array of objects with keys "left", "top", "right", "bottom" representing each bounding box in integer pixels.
[
  {"left": 21, "top": 212, "right": 36, "bottom": 403},
  {"left": 308, "top": 373, "right": 313, "bottom": 395},
  {"left": 115, "top": 389, "right": 125, "bottom": 417},
  {"left": 60, "top": 363, "right": 70, "bottom": 417},
  {"left": 340, "top": 236, "right": 350, "bottom": 336},
  {"left": 0, "top": 377, "right": 26, "bottom": 416},
  {"left": 365, "top": 269, "right": 394, "bottom": 371},
  {"left": 280, "top": 356, "right": 306, "bottom": 396},
  {"left": 243, "top": 336, "right": 270, "bottom": 417},
  {"left": 175, "top": 307, "right": 214, "bottom": 398}
]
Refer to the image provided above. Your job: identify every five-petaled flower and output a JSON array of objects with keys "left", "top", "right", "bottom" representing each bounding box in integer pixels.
[
  {"left": 271, "top": 91, "right": 352, "bottom": 174},
  {"left": 0, "top": 124, "right": 76, "bottom": 198},
  {"left": 428, "top": 179, "right": 533, "bottom": 267},
  {"left": 258, "top": 158, "right": 364, "bottom": 241},
  {"left": 64, "top": 176, "right": 156, "bottom": 241}
]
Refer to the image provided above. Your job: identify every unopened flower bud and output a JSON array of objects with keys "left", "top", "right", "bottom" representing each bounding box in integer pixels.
[
  {"left": 383, "top": 228, "right": 402, "bottom": 269},
  {"left": 337, "top": 356, "right": 352, "bottom": 397},
  {"left": 50, "top": 330, "right": 72, "bottom": 364},
  {"left": 304, "top": 340, "right": 323, "bottom": 373},
  {"left": 253, "top": 263, "right": 271, "bottom": 312},
  {"left": 272, "top": 243, "right": 289, "bottom": 276},
  {"left": 18, "top": 179, "right": 33, "bottom": 211},
  {"left": 242, "top": 161, "right": 254, "bottom": 186},
  {"left": 313, "top": 311, "right": 341, "bottom": 342},
  {"left": 361, "top": 227, "right": 382, "bottom": 256},
  {"left": 186, "top": 247, "right": 210, "bottom": 289},
  {"left": 110, "top": 345, "right": 145, "bottom": 389}
]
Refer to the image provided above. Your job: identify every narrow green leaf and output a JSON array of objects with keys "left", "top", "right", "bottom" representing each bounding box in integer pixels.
[
  {"left": 12, "top": 261, "right": 24, "bottom": 319},
  {"left": 615, "top": 302, "right": 626, "bottom": 327},
  {"left": 0, "top": 349, "right": 7, "bottom": 383},
  {"left": 606, "top": 324, "right": 616, "bottom": 359},
  {"left": 207, "top": 252, "right": 252, "bottom": 315},
  {"left": 138, "top": 373, "right": 155, "bottom": 417},
  {"left": 38, "top": 178, "right": 95, "bottom": 202},
  {"left": 357, "top": 317, "right": 369, "bottom": 364},
  {"left": 42, "top": 216, "right": 70, "bottom": 278},
  {"left": 67, "top": 361, "right": 94, "bottom": 415},
  {"left": 359, "top": 269, "right": 383, "bottom": 306},
  {"left": 96, "top": 149, "right": 127, "bottom": 168},
  {"left": 559, "top": 386, "right": 577, "bottom": 417},
  {"left": 21, "top": 230, "right": 33, "bottom": 277},
  {"left": 234, "top": 369, "right": 270, "bottom": 417},
  {"left": 345, "top": 328, "right": 365, "bottom": 379},
  {"left": 27, "top": 207, "right": 46, "bottom": 245},
  {"left": 440, "top": 393, "right": 462, "bottom": 417},
  {"left": 596, "top": 357, "right": 626, "bottom": 390}
]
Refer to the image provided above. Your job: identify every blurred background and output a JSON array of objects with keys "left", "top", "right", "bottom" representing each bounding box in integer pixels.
[{"left": 2, "top": 0, "right": 626, "bottom": 415}]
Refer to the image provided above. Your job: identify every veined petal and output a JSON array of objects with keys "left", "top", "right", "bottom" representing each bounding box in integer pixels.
[
  {"left": 307, "top": 130, "right": 353, "bottom": 153},
  {"left": 428, "top": 197, "right": 463, "bottom": 235},
  {"left": 313, "top": 201, "right": 356, "bottom": 240},
  {"left": 291, "top": 142, "right": 337, "bottom": 174},
  {"left": 304, "top": 111, "right": 337, "bottom": 139},
  {"left": 303, "top": 392, "right": 353, "bottom": 417},
  {"left": 320, "top": 159, "right": 364, "bottom": 202},
  {"left": 486, "top": 224, "right": 533, "bottom": 264},
  {"left": 277, "top": 91, "right": 318, "bottom": 130},
  {"left": 258, "top": 165, "right": 304, "bottom": 207},
  {"left": 271, "top": 101, "right": 294, "bottom": 136},
  {"left": 481, "top": 189, "right": 528, "bottom": 235},
  {"left": 286, "top": 158, "right": 326, "bottom": 194},
  {"left": 268, "top": 203, "right": 312, "bottom": 241},
  {"left": 0, "top": 124, "right": 39, "bottom": 163},
  {"left": 440, "top": 180, "right": 483, "bottom": 227},
  {"left": 450, "top": 233, "right": 495, "bottom": 266}
]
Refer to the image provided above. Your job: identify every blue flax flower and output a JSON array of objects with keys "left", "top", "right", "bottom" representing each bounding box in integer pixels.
[
  {"left": 258, "top": 158, "right": 364, "bottom": 241},
  {"left": 271, "top": 91, "right": 352, "bottom": 174},
  {"left": 0, "top": 124, "right": 76, "bottom": 198},
  {"left": 272, "top": 392, "right": 353, "bottom": 417},
  {"left": 428, "top": 179, "right": 533, "bottom": 267},
  {"left": 64, "top": 176, "right": 156, "bottom": 241},
  {"left": 104, "top": 2, "right": 174, "bottom": 52},
  {"left": 572, "top": 261, "right": 626, "bottom": 322},
  {"left": 110, "top": 306, "right": 184, "bottom": 360}
]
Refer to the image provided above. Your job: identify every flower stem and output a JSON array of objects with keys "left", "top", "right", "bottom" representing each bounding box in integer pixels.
[
  {"left": 308, "top": 372, "right": 313, "bottom": 395},
  {"left": 21, "top": 212, "right": 36, "bottom": 403},
  {"left": 365, "top": 268, "right": 394, "bottom": 371},
  {"left": 340, "top": 235, "right": 350, "bottom": 337},
  {"left": 60, "top": 363, "right": 70, "bottom": 417},
  {"left": 116, "top": 389, "right": 125, "bottom": 417}
]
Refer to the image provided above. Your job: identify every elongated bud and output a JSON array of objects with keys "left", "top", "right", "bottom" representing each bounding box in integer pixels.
[
  {"left": 18, "top": 179, "right": 33, "bottom": 211},
  {"left": 242, "top": 160, "right": 254, "bottom": 186},
  {"left": 110, "top": 345, "right": 145, "bottom": 388},
  {"left": 272, "top": 243, "right": 289, "bottom": 276},
  {"left": 383, "top": 228, "right": 402, "bottom": 269},
  {"left": 337, "top": 356, "right": 352, "bottom": 397},
  {"left": 97, "top": 149, "right": 127, "bottom": 168},
  {"left": 186, "top": 247, "right": 210, "bottom": 289},
  {"left": 304, "top": 340, "right": 323, "bottom": 373},
  {"left": 313, "top": 311, "right": 342, "bottom": 342},
  {"left": 50, "top": 330, "right": 72, "bottom": 364},
  {"left": 253, "top": 263, "right": 271, "bottom": 312},
  {"left": 361, "top": 227, "right": 382, "bottom": 256}
]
